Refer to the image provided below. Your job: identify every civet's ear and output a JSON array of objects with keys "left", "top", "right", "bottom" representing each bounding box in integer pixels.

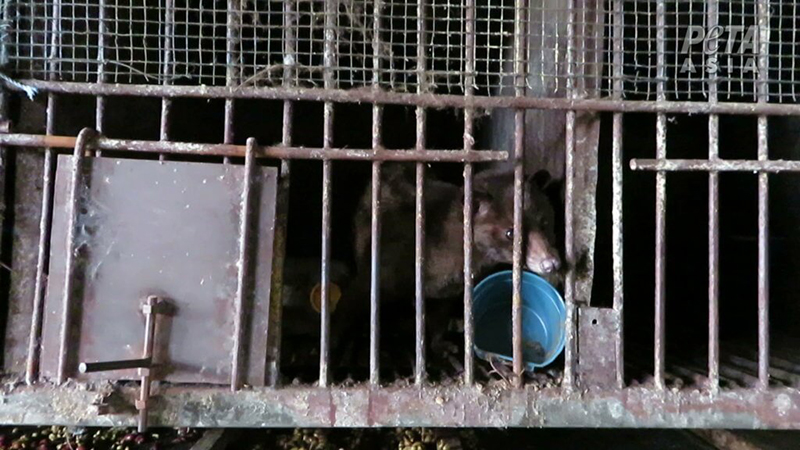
[{"left": 473, "top": 189, "right": 493, "bottom": 218}]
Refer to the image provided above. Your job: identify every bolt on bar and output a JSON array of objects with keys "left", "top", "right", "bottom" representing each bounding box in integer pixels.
[
  {"left": 563, "top": 0, "right": 577, "bottom": 389},
  {"left": 231, "top": 138, "right": 257, "bottom": 391},
  {"left": 611, "top": 0, "right": 624, "bottom": 389},
  {"left": 706, "top": 0, "right": 720, "bottom": 393},
  {"left": 654, "top": 0, "right": 667, "bottom": 391},
  {"left": 369, "top": 0, "right": 384, "bottom": 387},
  {"left": 57, "top": 127, "right": 97, "bottom": 384},
  {"left": 511, "top": 0, "right": 527, "bottom": 389},
  {"left": 757, "top": 0, "right": 770, "bottom": 391},
  {"left": 159, "top": 0, "right": 175, "bottom": 162},
  {"left": 266, "top": 0, "right": 298, "bottom": 388},
  {"left": 462, "top": 0, "right": 477, "bottom": 387},
  {"left": 79, "top": 358, "right": 152, "bottom": 374},
  {"left": 319, "top": 0, "right": 336, "bottom": 388},
  {"left": 414, "top": 0, "right": 427, "bottom": 387},
  {"left": 26, "top": 0, "right": 63, "bottom": 385},
  {"left": 137, "top": 295, "right": 162, "bottom": 432}
]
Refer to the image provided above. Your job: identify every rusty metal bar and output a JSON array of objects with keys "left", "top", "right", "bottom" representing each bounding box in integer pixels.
[
  {"left": 223, "top": 0, "right": 241, "bottom": 165},
  {"left": 231, "top": 138, "right": 256, "bottom": 391},
  {"left": 461, "top": 0, "right": 477, "bottom": 387},
  {"left": 414, "top": 160, "right": 426, "bottom": 386},
  {"left": 611, "top": 0, "right": 624, "bottom": 390},
  {"left": 511, "top": 110, "right": 524, "bottom": 388},
  {"left": 0, "top": 0, "right": 9, "bottom": 67},
  {"left": 72, "top": 295, "right": 163, "bottom": 432},
  {"left": 159, "top": 0, "right": 175, "bottom": 162},
  {"left": 266, "top": 0, "right": 298, "bottom": 388},
  {"left": 26, "top": 81, "right": 800, "bottom": 116},
  {"left": 369, "top": 157, "right": 381, "bottom": 386},
  {"left": 267, "top": 157, "right": 290, "bottom": 387},
  {"left": 369, "top": 0, "right": 384, "bottom": 388},
  {"left": 0, "top": 134, "right": 508, "bottom": 162},
  {"left": 563, "top": 0, "right": 577, "bottom": 390},
  {"left": 26, "top": 0, "right": 63, "bottom": 385},
  {"left": 26, "top": 103, "right": 55, "bottom": 385},
  {"left": 462, "top": 163, "right": 475, "bottom": 386},
  {"left": 707, "top": 0, "right": 720, "bottom": 393},
  {"left": 757, "top": 0, "right": 771, "bottom": 390},
  {"left": 2, "top": 384, "right": 800, "bottom": 427},
  {"left": 654, "top": 0, "right": 667, "bottom": 391},
  {"left": 319, "top": 128, "right": 332, "bottom": 388},
  {"left": 319, "top": 0, "right": 336, "bottom": 388},
  {"left": 79, "top": 358, "right": 152, "bottom": 374},
  {"left": 414, "top": 0, "right": 427, "bottom": 387},
  {"left": 564, "top": 108, "right": 576, "bottom": 389},
  {"left": 137, "top": 295, "right": 162, "bottom": 433},
  {"left": 510, "top": 0, "right": 527, "bottom": 390},
  {"left": 57, "top": 127, "right": 97, "bottom": 384},
  {"left": 631, "top": 159, "right": 800, "bottom": 172},
  {"left": 95, "top": 0, "right": 107, "bottom": 143},
  {"left": 267, "top": 0, "right": 297, "bottom": 387}
]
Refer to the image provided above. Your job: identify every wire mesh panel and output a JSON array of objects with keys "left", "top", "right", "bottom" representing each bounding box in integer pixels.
[
  {"left": 609, "top": 0, "right": 800, "bottom": 102},
  {"left": 0, "top": 0, "right": 596, "bottom": 96},
  {"left": 4, "top": 0, "right": 800, "bottom": 101}
]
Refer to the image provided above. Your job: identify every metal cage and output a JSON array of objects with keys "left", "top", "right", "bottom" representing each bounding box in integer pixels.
[{"left": 0, "top": 0, "right": 796, "bottom": 430}]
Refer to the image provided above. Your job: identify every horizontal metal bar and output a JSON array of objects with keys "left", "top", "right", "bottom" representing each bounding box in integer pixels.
[
  {"left": 0, "top": 134, "right": 508, "bottom": 162},
  {"left": 631, "top": 159, "right": 800, "bottom": 173},
  {"left": 78, "top": 357, "right": 152, "bottom": 373},
  {"left": 1, "top": 383, "right": 800, "bottom": 428},
  {"left": 21, "top": 81, "right": 800, "bottom": 116}
]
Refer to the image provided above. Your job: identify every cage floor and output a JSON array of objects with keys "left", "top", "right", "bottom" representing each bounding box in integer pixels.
[{"left": 625, "top": 335, "right": 800, "bottom": 390}]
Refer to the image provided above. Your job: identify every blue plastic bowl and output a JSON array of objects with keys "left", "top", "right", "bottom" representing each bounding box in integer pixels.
[{"left": 472, "top": 270, "right": 566, "bottom": 371}]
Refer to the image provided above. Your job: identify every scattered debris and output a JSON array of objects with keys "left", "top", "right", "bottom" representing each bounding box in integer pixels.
[{"left": 0, "top": 426, "right": 201, "bottom": 450}]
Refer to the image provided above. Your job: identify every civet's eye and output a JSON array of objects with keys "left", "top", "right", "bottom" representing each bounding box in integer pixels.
[{"left": 505, "top": 228, "right": 513, "bottom": 241}]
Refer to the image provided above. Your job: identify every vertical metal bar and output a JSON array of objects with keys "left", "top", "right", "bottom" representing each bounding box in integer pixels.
[
  {"left": 159, "top": 0, "right": 175, "bottom": 162},
  {"left": 611, "top": 0, "right": 624, "bottom": 390},
  {"left": 462, "top": 0, "right": 476, "bottom": 387},
  {"left": 510, "top": 0, "right": 527, "bottom": 390},
  {"left": 0, "top": 0, "right": 9, "bottom": 68},
  {"left": 267, "top": 0, "right": 298, "bottom": 389},
  {"left": 223, "top": 0, "right": 240, "bottom": 164},
  {"left": 706, "top": 0, "right": 720, "bottom": 393},
  {"left": 414, "top": 0, "right": 427, "bottom": 387},
  {"left": 462, "top": 164, "right": 475, "bottom": 386},
  {"left": 563, "top": 0, "right": 577, "bottom": 389},
  {"left": 564, "top": 109, "right": 576, "bottom": 388},
  {"left": 95, "top": 0, "right": 107, "bottom": 152},
  {"left": 0, "top": 7, "right": 9, "bottom": 382},
  {"left": 368, "top": 0, "right": 383, "bottom": 388},
  {"left": 654, "top": 0, "right": 667, "bottom": 391},
  {"left": 319, "top": 0, "right": 336, "bottom": 388},
  {"left": 57, "top": 127, "right": 97, "bottom": 384},
  {"left": 231, "top": 138, "right": 256, "bottom": 391},
  {"left": 369, "top": 158, "right": 381, "bottom": 385},
  {"left": 511, "top": 111, "right": 524, "bottom": 387},
  {"left": 137, "top": 296, "right": 160, "bottom": 433},
  {"left": 27, "top": 0, "right": 63, "bottom": 385},
  {"left": 320, "top": 159, "right": 332, "bottom": 388},
  {"left": 756, "top": 0, "right": 770, "bottom": 390}
]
